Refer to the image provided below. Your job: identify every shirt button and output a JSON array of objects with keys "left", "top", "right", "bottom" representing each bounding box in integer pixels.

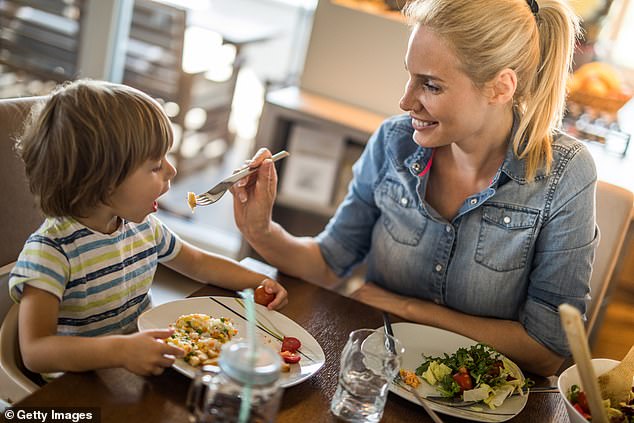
[
  {"left": 469, "top": 198, "right": 478, "bottom": 205},
  {"left": 435, "top": 264, "right": 443, "bottom": 273},
  {"left": 445, "top": 225, "right": 452, "bottom": 233},
  {"left": 411, "top": 163, "right": 421, "bottom": 172},
  {"left": 503, "top": 216, "right": 511, "bottom": 224},
  {"left": 400, "top": 197, "right": 409, "bottom": 206}
]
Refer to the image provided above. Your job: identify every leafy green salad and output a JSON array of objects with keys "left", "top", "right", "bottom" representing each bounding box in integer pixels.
[{"left": 416, "top": 343, "right": 531, "bottom": 409}]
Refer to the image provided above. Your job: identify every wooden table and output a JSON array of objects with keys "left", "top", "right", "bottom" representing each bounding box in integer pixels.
[{"left": 13, "top": 262, "right": 569, "bottom": 422}]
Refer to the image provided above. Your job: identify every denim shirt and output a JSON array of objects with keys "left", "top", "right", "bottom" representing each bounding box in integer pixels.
[{"left": 317, "top": 114, "right": 598, "bottom": 357}]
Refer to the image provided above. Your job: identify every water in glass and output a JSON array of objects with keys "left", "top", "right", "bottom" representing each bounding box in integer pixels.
[{"left": 330, "top": 329, "right": 403, "bottom": 423}]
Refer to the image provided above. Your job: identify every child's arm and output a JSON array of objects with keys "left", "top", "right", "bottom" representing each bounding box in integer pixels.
[
  {"left": 163, "top": 241, "right": 288, "bottom": 309},
  {"left": 19, "top": 285, "right": 184, "bottom": 375}
]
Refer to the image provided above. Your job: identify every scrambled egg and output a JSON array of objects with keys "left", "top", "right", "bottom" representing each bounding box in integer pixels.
[{"left": 166, "top": 313, "right": 238, "bottom": 367}]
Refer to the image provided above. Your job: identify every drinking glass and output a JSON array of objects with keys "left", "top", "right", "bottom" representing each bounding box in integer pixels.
[
  {"left": 330, "top": 328, "right": 404, "bottom": 423},
  {"left": 186, "top": 342, "right": 282, "bottom": 423}
]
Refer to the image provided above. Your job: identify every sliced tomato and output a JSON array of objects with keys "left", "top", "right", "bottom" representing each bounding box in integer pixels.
[
  {"left": 576, "top": 391, "right": 590, "bottom": 415},
  {"left": 452, "top": 367, "right": 473, "bottom": 392},
  {"left": 573, "top": 403, "right": 591, "bottom": 420},
  {"left": 280, "top": 350, "right": 301, "bottom": 364},
  {"left": 281, "top": 336, "right": 301, "bottom": 352}
]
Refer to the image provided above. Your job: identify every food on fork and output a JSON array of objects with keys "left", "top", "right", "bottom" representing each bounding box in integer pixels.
[
  {"left": 187, "top": 192, "right": 197, "bottom": 212},
  {"left": 416, "top": 343, "right": 530, "bottom": 409},
  {"left": 166, "top": 313, "right": 238, "bottom": 367}
]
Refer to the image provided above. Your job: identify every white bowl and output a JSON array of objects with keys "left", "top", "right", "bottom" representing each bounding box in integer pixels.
[{"left": 557, "top": 358, "right": 620, "bottom": 423}]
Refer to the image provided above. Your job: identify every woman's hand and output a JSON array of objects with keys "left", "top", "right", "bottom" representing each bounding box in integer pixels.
[
  {"left": 230, "top": 148, "right": 278, "bottom": 243},
  {"left": 257, "top": 277, "right": 288, "bottom": 310},
  {"left": 119, "top": 329, "right": 184, "bottom": 376}
]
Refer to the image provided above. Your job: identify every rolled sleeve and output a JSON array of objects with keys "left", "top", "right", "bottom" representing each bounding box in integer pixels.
[
  {"left": 520, "top": 231, "right": 598, "bottom": 356},
  {"left": 520, "top": 145, "right": 598, "bottom": 356}
]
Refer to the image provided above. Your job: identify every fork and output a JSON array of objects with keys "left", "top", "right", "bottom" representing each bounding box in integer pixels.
[
  {"left": 382, "top": 313, "right": 444, "bottom": 422},
  {"left": 192, "top": 150, "right": 289, "bottom": 206},
  {"left": 393, "top": 374, "right": 445, "bottom": 423}
]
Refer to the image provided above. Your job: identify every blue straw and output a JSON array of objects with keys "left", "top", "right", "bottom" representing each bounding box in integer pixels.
[{"left": 238, "top": 289, "right": 256, "bottom": 423}]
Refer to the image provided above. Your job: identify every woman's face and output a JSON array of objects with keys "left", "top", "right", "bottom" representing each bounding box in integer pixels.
[{"left": 399, "top": 25, "right": 493, "bottom": 149}]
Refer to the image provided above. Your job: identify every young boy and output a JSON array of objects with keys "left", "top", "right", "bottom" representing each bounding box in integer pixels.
[{"left": 9, "top": 80, "right": 287, "bottom": 377}]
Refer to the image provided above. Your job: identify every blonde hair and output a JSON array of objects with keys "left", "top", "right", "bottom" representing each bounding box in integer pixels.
[
  {"left": 16, "top": 80, "right": 173, "bottom": 217},
  {"left": 404, "top": 0, "right": 580, "bottom": 180}
]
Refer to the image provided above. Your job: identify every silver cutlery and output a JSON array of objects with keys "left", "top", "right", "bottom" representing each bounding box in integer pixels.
[
  {"left": 383, "top": 312, "right": 445, "bottom": 423},
  {"left": 192, "top": 150, "right": 289, "bottom": 206}
]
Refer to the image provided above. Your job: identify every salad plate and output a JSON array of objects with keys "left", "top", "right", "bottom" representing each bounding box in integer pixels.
[
  {"left": 138, "top": 296, "right": 325, "bottom": 388},
  {"left": 383, "top": 322, "right": 528, "bottom": 422}
]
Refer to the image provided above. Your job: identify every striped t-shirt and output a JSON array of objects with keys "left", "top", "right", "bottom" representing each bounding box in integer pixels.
[{"left": 9, "top": 214, "right": 182, "bottom": 336}]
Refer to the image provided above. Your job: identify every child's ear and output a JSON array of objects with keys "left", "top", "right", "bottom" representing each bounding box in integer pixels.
[{"left": 488, "top": 68, "right": 517, "bottom": 105}]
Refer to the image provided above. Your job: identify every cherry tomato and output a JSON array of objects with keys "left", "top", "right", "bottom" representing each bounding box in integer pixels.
[
  {"left": 280, "top": 350, "right": 301, "bottom": 364},
  {"left": 254, "top": 285, "right": 275, "bottom": 306},
  {"left": 281, "top": 336, "right": 301, "bottom": 352},
  {"left": 452, "top": 367, "right": 473, "bottom": 392}
]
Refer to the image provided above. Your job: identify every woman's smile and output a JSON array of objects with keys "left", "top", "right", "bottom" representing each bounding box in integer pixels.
[{"left": 411, "top": 116, "right": 438, "bottom": 130}]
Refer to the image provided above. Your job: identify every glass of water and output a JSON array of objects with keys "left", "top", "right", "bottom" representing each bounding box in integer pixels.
[{"left": 330, "top": 328, "right": 404, "bottom": 423}]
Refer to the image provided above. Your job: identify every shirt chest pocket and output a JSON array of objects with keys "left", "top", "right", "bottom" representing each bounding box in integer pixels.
[
  {"left": 375, "top": 179, "right": 426, "bottom": 246},
  {"left": 475, "top": 204, "right": 540, "bottom": 271}
]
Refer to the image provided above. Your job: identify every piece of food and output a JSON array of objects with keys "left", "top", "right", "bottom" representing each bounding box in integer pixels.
[
  {"left": 254, "top": 284, "right": 275, "bottom": 306},
  {"left": 399, "top": 369, "right": 421, "bottom": 388},
  {"left": 166, "top": 313, "right": 237, "bottom": 367},
  {"left": 280, "top": 350, "right": 301, "bottom": 364},
  {"left": 416, "top": 343, "right": 529, "bottom": 409},
  {"left": 279, "top": 336, "right": 302, "bottom": 364},
  {"left": 281, "top": 336, "right": 301, "bottom": 352},
  {"left": 187, "top": 192, "right": 197, "bottom": 212},
  {"left": 599, "top": 347, "right": 634, "bottom": 407}
]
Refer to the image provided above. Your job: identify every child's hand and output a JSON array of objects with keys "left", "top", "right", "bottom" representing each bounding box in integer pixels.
[
  {"left": 258, "top": 278, "right": 288, "bottom": 310},
  {"left": 120, "top": 329, "right": 184, "bottom": 376}
]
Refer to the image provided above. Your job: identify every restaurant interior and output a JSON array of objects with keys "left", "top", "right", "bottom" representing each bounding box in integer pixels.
[{"left": 1, "top": 0, "right": 633, "bottom": 421}]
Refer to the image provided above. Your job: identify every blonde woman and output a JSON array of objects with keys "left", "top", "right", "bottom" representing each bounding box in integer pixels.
[
  {"left": 233, "top": 0, "right": 596, "bottom": 376},
  {"left": 10, "top": 80, "right": 287, "bottom": 377}
]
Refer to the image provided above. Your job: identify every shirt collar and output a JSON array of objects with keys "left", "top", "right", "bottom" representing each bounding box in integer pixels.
[{"left": 498, "top": 110, "right": 550, "bottom": 184}]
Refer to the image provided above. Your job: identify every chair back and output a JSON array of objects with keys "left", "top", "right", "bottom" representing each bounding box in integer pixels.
[
  {"left": 587, "top": 180, "right": 633, "bottom": 344},
  {"left": 0, "top": 96, "right": 44, "bottom": 403},
  {"left": 0, "top": 97, "right": 43, "bottom": 273}
]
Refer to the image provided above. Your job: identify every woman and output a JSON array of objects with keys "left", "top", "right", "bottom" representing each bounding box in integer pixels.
[{"left": 232, "top": 0, "right": 597, "bottom": 376}]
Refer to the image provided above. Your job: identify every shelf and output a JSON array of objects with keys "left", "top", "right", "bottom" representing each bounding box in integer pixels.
[{"left": 266, "top": 86, "right": 386, "bottom": 139}]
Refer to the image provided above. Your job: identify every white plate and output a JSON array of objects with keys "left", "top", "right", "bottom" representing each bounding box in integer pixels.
[
  {"left": 138, "top": 296, "right": 325, "bottom": 388},
  {"left": 386, "top": 322, "right": 529, "bottom": 422}
]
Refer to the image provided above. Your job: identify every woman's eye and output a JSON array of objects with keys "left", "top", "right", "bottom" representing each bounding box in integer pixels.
[
  {"left": 424, "top": 82, "right": 441, "bottom": 93},
  {"left": 152, "top": 163, "right": 163, "bottom": 172}
]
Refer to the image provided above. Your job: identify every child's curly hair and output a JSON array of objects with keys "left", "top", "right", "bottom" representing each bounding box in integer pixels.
[{"left": 15, "top": 80, "right": 174, "bottom": 218}]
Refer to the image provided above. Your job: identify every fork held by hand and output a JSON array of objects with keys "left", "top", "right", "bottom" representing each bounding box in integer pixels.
[{"left": 193, "top": 150, "right": 290, "bottom": 207}]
